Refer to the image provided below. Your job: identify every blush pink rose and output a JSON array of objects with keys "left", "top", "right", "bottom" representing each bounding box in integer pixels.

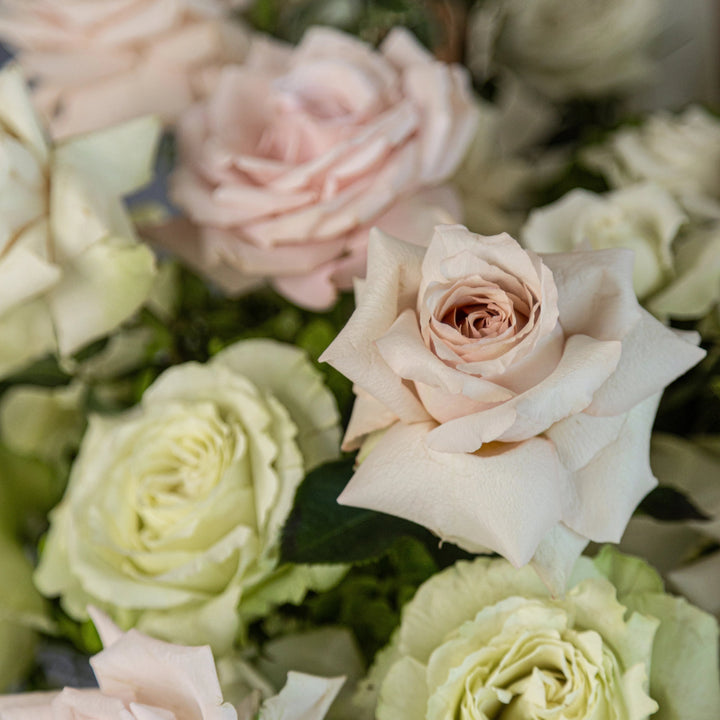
[
  {"left": 321, "top": 224, "right": 706, "bottom": 589},
  {"left": 0, "top": 0, "right": 249, "bottom": 138},
  {"left": 0, "top": 610, "right": 343, "bottom": 720},
  {"left": 168, "top": 27, "right": 478, "bottom": 310}
]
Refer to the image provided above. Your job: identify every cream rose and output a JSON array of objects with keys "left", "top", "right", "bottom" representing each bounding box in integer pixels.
[
  {"left": 359, "top": 549, "right": 720, "bottom": 720},
  {"left": 467, "top": 0, "right": 660, "bottom": 100},
  {"left": 0, "top": 0, "right": 249, "bottom": 139},
  {"left": 167, "top": 27, "right": 477, "bottom": 310},
  {"left": 0, "top": 610, "right": 344, "bottom": 720},
  {"left": 583, "top": 106, "right": 720, "bottom": 220},
  {"left": 35, "top": 340, "right": 344, "bottom": 655},
  {"left": 321, "top": 224, "right": 705, "bottom": 587},
  {"left": 522, "top": 184, "right": 691, "bottom": 302},
  {"left": 0, "top": 65, "right": 159, "bottom": 379},
  {"left": 523, "top": 185, "right": 720, "bottom": 319}
]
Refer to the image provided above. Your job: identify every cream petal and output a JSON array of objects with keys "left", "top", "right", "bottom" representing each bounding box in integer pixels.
[
  {"left": 339, "top": 421, "right": 573, "bottom": 567},
  {"left": 47, "top": 238, "right": 156, "bottom": 355},
  {"left": 342, "top": 387, "right": 399, "bottom": 450},
  {"left": 530, "top": 524, "right": 589, "bottom": 595},
  {"left": 522, "top": 189, "right": 604, "bottom": 253},
  {"left": 55, "top": 115, "right": 161, "bottom": 198},
  {"left": 0, "top": 243, "right": 60, "bottom": 316},
  {"left": 586, "top": 310, "right": 706, "bottom": 416},
  {"left": 320, "top": 230, "right": 430, "bottom": 424},
  {"left": 564, "top": 394, "right": 660, "bottom": 543},
  {"left": 0, "top": 64, "right": 48, "bottom": 162},
  {"left": 542, "top": 247, "right": 641, "bottom": 340},
  {"left": 425, "top": 334, "right": 622, "bottom": 452},
  {"left": 375, "top": 308, "right": 514, "bottom": 407}
]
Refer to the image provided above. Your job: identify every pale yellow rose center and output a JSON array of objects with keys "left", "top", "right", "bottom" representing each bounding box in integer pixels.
[{"left": 126, "top": 401, "right": 243, "bottom": 544}]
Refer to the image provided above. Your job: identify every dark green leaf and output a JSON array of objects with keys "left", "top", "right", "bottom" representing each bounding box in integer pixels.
[{"left": 281, "top": 457, "right": 475, "bottom": 565}]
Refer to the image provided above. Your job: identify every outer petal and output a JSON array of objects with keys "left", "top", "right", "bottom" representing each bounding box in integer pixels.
[
  {"left": 563, "top": 394, "right": 660, "bottom": 543},
  {"left": 55, "top": 115, "right": 162, "bottom": 197},
  {"left": 47, "top": 238, "right": 157, "bottom": 356},
  {"left": 212, "top": 339, "right": 341, "bottom": 470},
  {"left": 259, "top": 673, "right": 344, "bottom": 720},
  {"left": 586, "top": 311, "right": 705, "bottom": 416},
  {"left": 320, "top": 230, "right": 430, "bottom": 424},
  {"left": 340, "top": 421, "right": 574, "bottom": 567}
]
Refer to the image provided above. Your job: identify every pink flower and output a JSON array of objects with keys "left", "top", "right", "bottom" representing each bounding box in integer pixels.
[
  {"left": 321, "top": 224, "right": 706, "bottom": 589},
  {"left": 0, "top": 0, "right": 249, "bottom": 138},
  {"left": 168, "top": 27, "right": 477, "bottom": 310},
  {"left": 0, "top": 610, "right": 343, "bottom": 720}
]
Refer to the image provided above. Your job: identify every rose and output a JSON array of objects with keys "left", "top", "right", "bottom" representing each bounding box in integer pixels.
[
  {"left": 583, "top": 106, "right": 720, "bottom": 220},
  {"left": 523, "top": 185, "right": 720, "bottom": 319},
  {"left": 522, "top": 184, "right": 688, "bottom": 300},
  {"left": 168, "top": 26, "right": 477, "bottom": 310},
  {"left": 0, "top": 0, "right": 249, "bottom": 139},
  {"left": 357, "top": 548, "right": 720, "bottom": 720},
  {"left": 35, "top": 339, "right": 344, "bottom": 655},
  {"left": 467, "top": 0, "right": 661, "bottom": 100},
  {"left": 0, "top": 610, "right": 344, "bottom": 720},
  {"left": 0, "top": 65, "right": 159, "bottom": 380},
  {"left": 320, "top": 224, "right": 705, "bottom": 587}
]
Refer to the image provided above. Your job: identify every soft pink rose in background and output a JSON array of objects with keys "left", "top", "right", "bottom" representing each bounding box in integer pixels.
[
  {"left": 0, "top": 0, "right": 249, "bottom": 139},
  {"left": 321, "top": 224, "right": 706, "bottom": 590},
  {"left": 168, "top": 27, "right": 477, "bottom": 310},
  {"left": 0, "top": 610, "right": 344, "bottom": 720}
]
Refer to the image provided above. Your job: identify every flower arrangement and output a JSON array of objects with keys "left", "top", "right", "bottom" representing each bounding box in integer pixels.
[{"left": 0, "top": 1, "right": 718, "bottom": 719}]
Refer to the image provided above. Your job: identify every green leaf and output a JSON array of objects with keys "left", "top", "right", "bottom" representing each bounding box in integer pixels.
[{"left": 281, "top": 458, "right": 474, "bottom": 566}]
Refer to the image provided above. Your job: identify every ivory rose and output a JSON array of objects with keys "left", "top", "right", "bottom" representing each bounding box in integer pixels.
[
  {"left": 321, "top": 224, "right": 705, "bottom": 587},
  {"left": 467, "top": 0, "right": 660, "bottom": 100},
  {"left": 0, "top": 0, "right": 249, "bottom": 139},
  {"left": 0, "top": 610, "right": 344, "bottom": 720},
  {"left": 523, "top": 185, "right": 720, "bottom": 319},
  {"left": 358, "top": 549, "right": 720, "bottom": 720},
  {"left": 0, "top": 65, "right": 159, "bottom": 379},
  {"left": 583, "top": 106, "right": 720, "bottom": 220},
  {"left": 35, "top": 340, "right": 344, "bottom": 655},
  {"left": 168, "top": 27, "right": 477, "bottom": 310}
]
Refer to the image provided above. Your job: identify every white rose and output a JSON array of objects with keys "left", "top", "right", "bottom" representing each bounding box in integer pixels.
[
  {"left": 467, "top": 0, "right": 661, "bottom": 100},
  {"left": 583, "top": 106, "right": 720, "bottom": 220},
  {"left": 522, "top": 184, "right": 687, "bottom": 302},
  {"left": 35, "top": 340, "right": 344, "bottom": 655},
  {"left": 0, "top": 65, "right": 159, "bottom": 379}
]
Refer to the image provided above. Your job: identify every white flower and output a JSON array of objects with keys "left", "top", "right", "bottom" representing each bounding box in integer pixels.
[
  {"left": 584, "top": 105, "right": 720, "bottom": 220},
  {"left": 522, "top": 184, "right": 689, "bottom": 303},
  {"left": 0, "top": 65, "right": 159, "bottom": 379},
  {"left": 467, "top": 0, "right": 661, "bottom": 100},
  {"left": 360, "top": 550, "right": 720, "bottom": 720},
  {"left": 35, "top": 340, "right": 344, "bottom": 655}
]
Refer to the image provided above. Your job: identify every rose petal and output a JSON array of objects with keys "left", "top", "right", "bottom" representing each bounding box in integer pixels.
[{"left": 340, "top": 421, "right": 574, "bottom": 567}]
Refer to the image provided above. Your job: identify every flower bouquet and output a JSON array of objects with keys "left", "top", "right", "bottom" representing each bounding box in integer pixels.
[{"left": 0, "top": 1, "right": 718, "bottom": 719}]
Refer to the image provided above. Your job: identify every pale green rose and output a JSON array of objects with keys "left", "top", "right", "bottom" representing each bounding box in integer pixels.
[
  {"left": 362, "top": 548, "right": 720, "bottom": 720},
  {"left": 0, "top": 65, "right": 160, "bottom": 379},
  {"left": 35, "top": 339, "right": 344, "bottom": 655}
]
